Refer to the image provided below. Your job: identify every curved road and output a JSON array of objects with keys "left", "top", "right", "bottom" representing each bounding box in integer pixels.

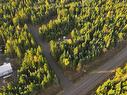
[
  {"left": 28, "top": 25, "right": 127, "bottom": 95},
  {"left": 28, "top": 25, "right": 73, "bottom": 92}
]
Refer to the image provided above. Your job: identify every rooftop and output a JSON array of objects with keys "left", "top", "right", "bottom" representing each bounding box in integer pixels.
[{"left": 0, "top": 63, "right": 13, "bottom": 77}]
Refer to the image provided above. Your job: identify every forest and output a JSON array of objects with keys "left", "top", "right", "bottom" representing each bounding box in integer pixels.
[
  {"left": 96, "top": 64, "right": 127, "bottom": 95},
  {"left": 0, "top": 47, "right": 54, "bottom": 95},
  {"left": 0, "top": 0, "right": 127, "bottom": 94},
  {"left": 48, "top": 0, "right": 127, "bottom": 70},
  {"left": 0, "top": 0, "right": 57, "bottom": 94}
]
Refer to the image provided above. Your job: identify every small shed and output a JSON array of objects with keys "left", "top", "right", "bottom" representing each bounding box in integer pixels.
[{"left": 0, "top": 63, "right": 13, "bottom": 78}]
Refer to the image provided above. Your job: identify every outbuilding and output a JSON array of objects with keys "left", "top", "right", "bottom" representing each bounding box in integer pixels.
[{"left": 0, "top": 63, "right": 13, "bottom": 78}]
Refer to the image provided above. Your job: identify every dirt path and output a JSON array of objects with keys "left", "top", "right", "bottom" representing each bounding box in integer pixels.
[
  {"left": 64, "top": 44, "right": 127, "bottom": 95},
  {"left": 28, "top": 25, "right": 73, "bottom": 92}
]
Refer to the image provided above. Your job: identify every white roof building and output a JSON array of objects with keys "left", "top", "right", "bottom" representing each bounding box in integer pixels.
[{"left": 0, "top": 63, "right": 13, "bottom": 78}]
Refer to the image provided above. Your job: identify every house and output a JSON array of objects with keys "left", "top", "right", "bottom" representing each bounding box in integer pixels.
[{"left": 0, "top": 63, "right": 13, "bottom": 78}]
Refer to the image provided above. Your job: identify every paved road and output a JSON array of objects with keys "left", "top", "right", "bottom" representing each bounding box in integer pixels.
[
  {"left": 65, "top": 45, "right": 127, "bottom": 95},
  {"left": 28, "top": 25, "right": 73, "bottom": 92}
]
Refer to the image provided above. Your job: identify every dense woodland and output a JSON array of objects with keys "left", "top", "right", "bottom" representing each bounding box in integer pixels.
[
  {"left": 0, "top": 0, "right": 58, "bottom": 94},
  {"left": 0, "top": 47, "right": 54, "bottom": 95},
  {"left": 0, "top": 0, "right": 127, "bottom": 94},
  {"left": 96, "top": 64, "right": 127, "bottom": 95},
  {"left": 48, "top": 0, "right": 127, "bottom": 70}
]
